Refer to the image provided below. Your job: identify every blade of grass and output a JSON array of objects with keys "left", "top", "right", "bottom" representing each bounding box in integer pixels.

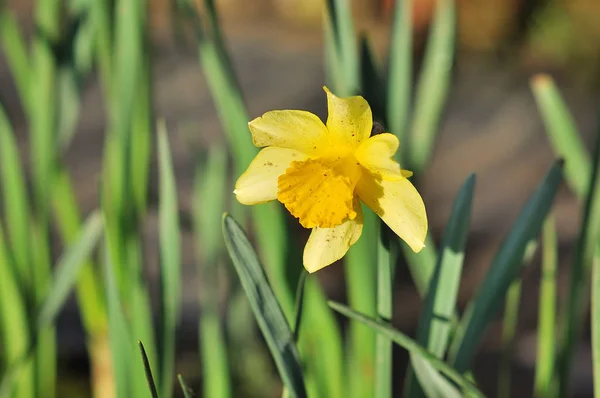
[
  {"left": 328, "top": 302, "right": 485, "bottom": 398},
  {"left": 0, "top": 225, "right": 34, "bottom": 398},
  {"left": 52, "top": 167, "right": 107, "bottom": 333},
  {"left": 222, "top": 214, "right": 306, "bottom": 397},
  {"left": 497, "top": 241, "right": 538, "bottom": 398},
  {"left": 359, "top": 35, "right": 386, "bottom": 122},
  {"left": 158, "top": 121, "right": 182, "bottom": 398},
  {"left": 138, "top": 341, "right": 159, "bottom": 398},
  {"left": 0, "top": 105, "right": 32, "bottom": 290},
  {"left": 129, "top": 53, "right": 152, "bottom": 219},
  {"left": 557, "top": 127, "right": 600, "bottom": 396},
  {"left": 325, "top": 0, "right": 359, "bottom": 95},
  {"left": 407, "top": 0, "right": 455, "bottom": 174},
  {"left": 592, "top": 246, "right": 600, "bottom": 398},
  {"left": 375, "top": 223, "right": 394, "bottom": 398},
  {"left": 534, "top": 215, "right": 558, "bottom": 398},
  {"left": 297, "top": 278, "right": 345, "bottom": 398},
  {"left": 102, "top": 224, "right": 133, "bottom": 398},
  {"left": 449, "top": 159, "right": 564, "bottom": 372},
  {"left": 0, "top": 11, "right": 31, "bottom": 114},
  {"left": 403, "top": 234, "right": 439, "bottom": 296},
  {"left": 405, "top": 174, "right": 475, "bottom": 398},
  {"left": 31, "top": 1, "right": 62, "bottom": 394},
  {"left": 283, "top": 271, "right": 309, "bottom": 398},
  {"left": 179, "top": 0, "right": 294, "bottom": 319},
  {"left": 178, "top": 374, "right": 194, "bottom": 398},
  {"left": 292, "top": 270, "right": 308, "bottom": 340},
  {"left": 345, "top": 206, "right": 377, "bottom": 398},
  {"left": 410, "top": 353, "right": 462, "bottom": 398},
  {"left": 37, "top": 210, "right": 103, "bottom": 327},
  {"left": 531, "top": 74, "right": 590, "bottom": 198},
  {"left": 387, "top": 0, "right": 412, "bottom": 146},
  {"left": 194, "top": 146, "right": 232, "bottom": 398}
]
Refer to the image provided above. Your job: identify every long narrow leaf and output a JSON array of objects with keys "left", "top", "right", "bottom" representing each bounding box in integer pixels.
[
  {"left": 498, "top": 241, "right": 537, "bottom": 398},
  {"left": 592, "top": 246, "right": 600, "bottom": 398},
  {"left": 325, "top": 0, "right": 359, "bottom": 95},
  {"left": 178, "top": 374, "right": 194, "bottom": 398},
  {"left": 139, "top": 341, "right": 159, "bottom": 398},
  {"left": 0, "top": 11, "right": 31, "bottom": 113},
  {"left": 158, "top": 121, "right": 182, "bottom": 398},
  {"left": 531, "top": 75, "right": 590, "bottom": 198},
  {"left": 450, "top": 160, "right": 563, "bottom": 372},
  {"left": 558, "top": 127, "right": 600, "bottom": 396},
  {"left": 534, "top": 215, "right": 558, "bottom": 397},
  {"left": 0, "top": 105, "right": 32, "bottom": 289},
  {"left": 406, "top": 174, "right": 475, "bottom": 398},
  {"left": 329, "top": 302, "right": 485, "bottom": 398},
  {"left": 37, "top": 210, "right": 103, "bottom": 327},
  {"left": 194, "top": 146, "right": 231, "bottom": 398},
  {"left": 387, "top": 0, "right": 412, "bottom": 147},
  {"left": 375, "top": 223, "right": 394, "bottom": 398},
  {"left": 0, "top": 226, "right": 33, "bottom": 398},
  {"left": 407, "top": 0, "right": 455, "bottom": 173},
  {"left": 222, "top": 214, "right": 306, "bottom": 397}
]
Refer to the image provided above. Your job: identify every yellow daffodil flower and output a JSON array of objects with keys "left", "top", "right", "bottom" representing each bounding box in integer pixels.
[{"left": 234, "top": 87, "right": 428, "bottom": 273}]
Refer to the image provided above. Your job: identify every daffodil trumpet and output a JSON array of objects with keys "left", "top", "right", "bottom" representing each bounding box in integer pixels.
[{"left": 234, "top": 87, "right": 428, "bottom": 273}]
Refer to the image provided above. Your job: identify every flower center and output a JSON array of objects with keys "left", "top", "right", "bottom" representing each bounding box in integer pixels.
[{"left": 277, "top": 157, "right": 361, "bottom": 228}]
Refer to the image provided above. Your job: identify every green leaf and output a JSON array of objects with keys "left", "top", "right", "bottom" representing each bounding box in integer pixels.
[
  {"left": 407, "top": 0, "right": 455, "bottom": 173},
  {"left": 138, "top": 341, "right": 159, "bottom": 398},
  {"left": 531, "top": 74, "right": 590, "bottom": 198},
  {"left": 194, "top": 146, "right": 232, "bottom": 398},
  {"left": 0, "top": 11, "right": 31, "bottom": 114},
  {"left": 410, "top": 354, "right": 462, "bottom": 398},
  {"left": 557, "top": 128, "right": 600, "bottom": 396},
  {"left": 345, "top": 207, "right": 377, "bottom": 398},
  {"left": 178, "top": 374, "right": 194, "bottom": 398},
  {"left": 0, "top": 225, "right": 34, "bottom": 398},
  {"left": 37, "top": 210, "right": 103, "bottom": 327},
  {"left": 52, "top": 167, "right": 107, "bottom": 334},
  {"left": 359, "top": 35, "right": 386, "bottom": 121},
  {"left": 325, "top": 0, "right": 359, "bottom": 95},
  {"left": 403, "top": 233, "right": 439, "bottom": 296},
  {"left": 406, "top": 174, "right": 474, "bottom": 398},
  {"left": 0, "top": 104, "right": 32, "bottom": 290},
  {"left": 328, "top": 302, "right": 485, "bottom": 398},
  {"left": 497, "top": 241, "right": 537, "bottom": 398},
  {"left": 158, "top": 120, "right": 182, "bottom": 398},
  {"left": 222, "top": 214, "right": 306, "bottom": 398},
  {"left": 292, "top": 270, "right": 308, "bottom": 341},
  {"left": 375, "top": 222, "right": 395, "bottom": 398},
  {"left": 387, "top": 0, "right": 412, "bottom": 148},
  {"left": 102, "top": 222, "right": 134, "bottom": 398},
  {"left": 534, "top": 215, "right": 558, "bottom": 398},
  {"left": 592, "top": 246, "right": 600, "bottom": 398},
  {"left": 450, "top": 160, "right": 564, "bottom": 372}
]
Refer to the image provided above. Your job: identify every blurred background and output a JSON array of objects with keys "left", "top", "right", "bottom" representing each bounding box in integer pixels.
[{"left": 1, "top": 0, "right": 600, "bottom": 397}]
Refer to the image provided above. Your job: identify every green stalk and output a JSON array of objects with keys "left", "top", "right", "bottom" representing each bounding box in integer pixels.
[
  {"left": 0, "top": 226, "right": 34, "bottom": 398},
  {"left": 375, "top": 224, "right": 394, "bottom": 398},
  {"left": 534, "top": 215, "right": 557, "bottom": 398},
  {"left": 345, "top": 207, "right": 377, "bottom": 398},
  {"left": 557, "top": 129, "right": 600, "bottom": 396},
  {"left": 194, "top": 147, "right": 232, "bottom": 398}
]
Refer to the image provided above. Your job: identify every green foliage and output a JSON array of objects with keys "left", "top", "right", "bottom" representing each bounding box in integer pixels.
[{"left": 1, "top": 0, "right": 598, "bottom": 397}]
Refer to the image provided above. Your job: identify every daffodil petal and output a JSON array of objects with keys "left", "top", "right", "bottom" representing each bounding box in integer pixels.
[
  {"left": 356, "top": 174, "right": 427, "bottom": 252},
  {"left": 355, "top": 133, "right": 409, "bottom": 181},
  {"left": 324, "top": 86, "right": 372, "bottom": 147},
  {"left": 234, "top": 147, "right": 307, "bottom": 205},
  {"left": 303, "top": 205, "right": 364, "bottom": 273},
  {"left": 248, "top": 110, "right": 328, "bottom": 154}
]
